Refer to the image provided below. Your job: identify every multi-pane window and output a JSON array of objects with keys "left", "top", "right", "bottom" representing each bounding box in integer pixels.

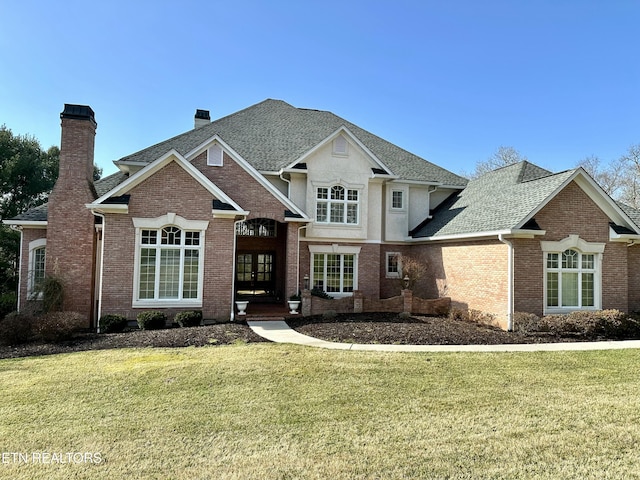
[
  {"left": 28, "top": 246, "right": 46, "bottom": 299},
  {"left": 546, "top": 249, "right": 596, "bottom": 308},
  {"left": 386, "top": 252, "right": 401, "bottom": 278},
  {"left": 138, "top": 226, "right": 202, "bottom": 301},
  {"left": 316, "top": 185, "right": 359, "bottom": 224},
  {"left": 391, "top": 190, "right": 404, "bottom": 209},
  {"left": 312, "top": 253, "right": 355, "bottom": 294}
]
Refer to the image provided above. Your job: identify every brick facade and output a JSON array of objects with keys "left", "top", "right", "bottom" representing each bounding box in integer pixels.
[{"left": 45, "top": 111, "right": 97, "bottom": 325}]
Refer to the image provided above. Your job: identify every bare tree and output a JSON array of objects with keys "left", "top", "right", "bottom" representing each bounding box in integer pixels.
[
  {"left": 619, "top": 144, "right": 640, "bottom": 209},
  {"left": 578, "top": 155, "right": 626, "bottom": 199},
  {"left": 465, "top": 146, "right": 528, "bottom": 179}
]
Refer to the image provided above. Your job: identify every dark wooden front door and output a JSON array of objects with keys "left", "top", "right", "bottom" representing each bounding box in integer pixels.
[{"left": 235, "top": 251, "right": 276, "bottom": 301}]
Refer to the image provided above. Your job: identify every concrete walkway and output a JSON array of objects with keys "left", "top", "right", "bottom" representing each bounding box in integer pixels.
[{"left": 247, "top": 320, "right": 640, "bottom": 353}]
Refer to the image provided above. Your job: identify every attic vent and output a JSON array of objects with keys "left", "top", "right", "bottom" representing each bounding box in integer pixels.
[
  {"left": 333, "top": 136, "right": 348, "bottom": 156},
  {"left": 207, "top": 144, "right": 223, "bottom": 166}
]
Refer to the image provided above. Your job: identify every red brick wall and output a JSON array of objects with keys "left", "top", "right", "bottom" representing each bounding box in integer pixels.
[
  {"left": 628, "top": 246, "right": 640, "bottom": 312},
  {"left": 46, "top": 116, "right": 97, "bottom": 325},
  {"left": 521, "top": 180, "right": 630, "bottom": 315},
  {"left": 99, "top": 160, "right": 236, "bottom": 321},
  {"left": 299, "top": 242, "right": 380, "bottom": 298},
  {"left": 192, "top": 152, "right": 288, "bottom": 221}
]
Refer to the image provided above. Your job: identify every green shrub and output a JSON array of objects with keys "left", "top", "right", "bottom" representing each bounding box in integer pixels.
[
  {"left": 0, "top": 311, "right": 34, "bottom": 345},
  {"left": 100, "top": 314, "right": 129, "bottom": 333},
  {"left": 175, "top": 310, "right": 202, "bottom": 328},
  {"left": 33, "top": 311, "right": 85, "bottom": 343},
  {"left": 136, "top": 310, "right": 167, "bottom": 330},
  {"left": 398, "top": 311, "right": 412, "bottom": 320}
]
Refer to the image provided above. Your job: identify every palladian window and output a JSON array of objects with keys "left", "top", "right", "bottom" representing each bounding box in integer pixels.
[{"left": 316, "top": 185, "right": 359, "bottom": 225}]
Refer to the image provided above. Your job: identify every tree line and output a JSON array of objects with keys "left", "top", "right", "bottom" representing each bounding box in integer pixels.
[{"left": 466, "top": 145, "right": 640, "bottom": 209}]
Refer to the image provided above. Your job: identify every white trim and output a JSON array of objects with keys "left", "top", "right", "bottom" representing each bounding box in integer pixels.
[
  {"left": 207, "top": 143, "right": 224, "bottom": 166},
  {"left": 283, "top": 126, "right": 394, "bottom": 176},
  {"left": 309, "top": 244, "right": 361, "bottom": 297},
  {"left": 542, "top": 235, "right": 604, "bottom": 314},
  {"left": 90, "top": 149, "right": 245, "bottom": 214},
  {"left": 185, "top": 135, "right": 310, "bottom": 220},
  {"left": 517, "top": 168, "right": 640, "bottom": 234},
  {"left": 131, "top": 214, "right": 208, "bottom": 308},
  {"left": 85, "top": 203, "right": 128, "bottom": 214},
  {"left": 385, "top": 251, "right": 402, "bottom": 278},
  {"left": 3, "top": 220, "right": 47, "bottom": 228},
  {"left": 411, "top": 229, "right": 547, "bottom": 243},
  {"left": 27, "top": 238, "right": 46, "bottom": 299}
]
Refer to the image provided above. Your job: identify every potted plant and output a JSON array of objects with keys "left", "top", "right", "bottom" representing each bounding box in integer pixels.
[{"left": 288, "top": 293, "right": 301, "bottom": 314}]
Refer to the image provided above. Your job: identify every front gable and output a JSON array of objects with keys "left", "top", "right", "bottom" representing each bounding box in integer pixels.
[{"left": 87, "top": 150, "right": 247, "bottom": 218}]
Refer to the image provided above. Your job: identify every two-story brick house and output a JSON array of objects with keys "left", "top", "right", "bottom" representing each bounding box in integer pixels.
[{"left": 7, "top": 99, "right": 640, "bottom": 330}]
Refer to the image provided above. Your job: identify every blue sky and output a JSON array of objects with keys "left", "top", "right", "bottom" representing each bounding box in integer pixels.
[{"left": 2, "top": 0, "right": 638, "bottom": 177}]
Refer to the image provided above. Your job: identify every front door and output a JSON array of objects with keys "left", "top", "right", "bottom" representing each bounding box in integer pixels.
[{"left": 235, "top": 251, "right": 276, "bottom": 301}]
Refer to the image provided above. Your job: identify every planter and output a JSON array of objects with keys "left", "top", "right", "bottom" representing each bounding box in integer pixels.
[
  {"left": 235, "top": 300, "right": 249, "bottom": 316},
  {"left": 287, "top": 300, "right": 301, "bottom": 314}
]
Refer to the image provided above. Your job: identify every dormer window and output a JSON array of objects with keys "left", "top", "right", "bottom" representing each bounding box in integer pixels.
[
  {"left": 332, "top": 136, "right": 349, "bottom": 156},
  {"left": 207, "top": 144, "right": 223, "bottom": 166},
  {"left": 316, "top": 185, "right": 359, "bottom": 224}
]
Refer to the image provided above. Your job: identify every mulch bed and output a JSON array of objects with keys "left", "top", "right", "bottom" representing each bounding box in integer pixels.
[{"left": 0, "top": 313, "right": 598, "bottom": 360}]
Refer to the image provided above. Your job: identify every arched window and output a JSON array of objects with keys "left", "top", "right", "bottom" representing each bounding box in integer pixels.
[
  {"left": 316, "top": 185, "right": 359, "bottom": 224},
  {"left": 546, "top": 249, "right": 597, "bottom": 309}
]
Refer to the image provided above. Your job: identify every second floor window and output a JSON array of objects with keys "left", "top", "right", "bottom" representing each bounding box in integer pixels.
[{"left": 316, "top": 185, "right": 359, "bottom": 224}]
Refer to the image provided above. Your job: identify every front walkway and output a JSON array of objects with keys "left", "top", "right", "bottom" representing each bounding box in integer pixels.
[{"left": 247, "top": 320, "right": 640, "bottom": 353}]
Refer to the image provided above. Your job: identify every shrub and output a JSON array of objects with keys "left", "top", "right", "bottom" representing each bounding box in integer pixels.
[
  {"left": 311, "top": 288, "right": 333, "bottom": 300},
  {"left": 322, "top": 310, "right": 337, "bottom": 320},
  {"left": 538, "top": 310, "right": 639, "bottom": 339},
  {"left": 398, "top": 311, "right": 412, "bottom": 320},
  {"left": 448, "top": 307, "right": 468, "bottom": 321},
  {"left": 175, "top": 310, "right": 202, "bottom": 328},
  {"left": 136, "top": 310, "right": 167, "bottom": 330},
  {"left": 99, "top": 314, "right": 129, "bottom": 333},
  {"left": 33, "top": 311, "right": 85, "bottom": 343},
  {"left": 0, "top": 311, "right": 34, "bottom": 346},
  {"left": 0, "top": 293, "right": 17, "bottom": 320},
  {"left": 513, "top": 312, "right": 541, "bottom": 334}
]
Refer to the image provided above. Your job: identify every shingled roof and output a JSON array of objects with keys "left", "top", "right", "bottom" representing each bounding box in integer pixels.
[
  {"left": 116, "top": 99, "right": 468, "bottom": 186},
  {"left": 412, "top": 161, "right": 577, "bottom": 238}
]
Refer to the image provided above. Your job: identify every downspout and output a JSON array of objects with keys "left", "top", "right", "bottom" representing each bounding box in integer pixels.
[
  {"left": 279, "top": 170, "right": 291, "bottom": 198},
  {"left": 230, "top": 216, "right": 247, "bottom": 322},
  {"left": 92, "top": 211, "right": 106, "bottom": 333},
  {"left": 498, "top": 234, "right": 514, "bottom": 331},
  {"left": 10, "top": 225, "right": 23, "bottom": 311}
]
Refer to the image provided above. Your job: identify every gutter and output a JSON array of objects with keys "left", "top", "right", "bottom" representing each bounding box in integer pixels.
[
  {"left": 92, "top": 211, "right": 106, "bottom": 333},
  {"left": 498, "top": 234, "right": 514, "bottom": 331}
]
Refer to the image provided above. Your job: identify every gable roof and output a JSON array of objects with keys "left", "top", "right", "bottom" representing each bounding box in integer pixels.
[
  {"left": 412, "top": 161, "right": 638, "bottom": 239},
  {"left": 116, "top": 99, "right": 468, "bottom": 186}
]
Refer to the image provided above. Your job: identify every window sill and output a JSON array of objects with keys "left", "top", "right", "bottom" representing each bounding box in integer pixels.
[
  {"left": 133, "top": 300, "right": 203, "bottom": 309},
  {"left": 544, "top": 306, "right": 600, "bottom": 315}
]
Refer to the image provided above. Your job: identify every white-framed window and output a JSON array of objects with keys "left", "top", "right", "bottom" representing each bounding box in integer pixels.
[
  {"left": 27, "top": 238, "right": 46, "bottom": 299},
  {"left": 391, "top": 190, "right": 404, "bottom": 210},
  {"left": 207, "top": 144, "right": 223, "bottom": 166},
  {"left": 386, "top": 252, "right": 402, "bottom": 278},
  {"left": 316, "top": 185, "right": 359, "bottom": 224},
  {"left": 541, "top": 235, "right": 604, "bottom": 314},
  {"left": 133, "top": 214, "right": 209, "bottom": 308},
  {"left": 309, "top": 245, "right": 360, "bottom": 296}
]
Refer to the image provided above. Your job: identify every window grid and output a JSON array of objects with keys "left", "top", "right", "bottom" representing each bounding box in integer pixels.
[
  {"left": 546, "top": 249, "right": 596, "bottom": 309},
  {"left": 316, "top": 185, "right": 359, "bottom": 225},
  {"left": 312, "top": 253, "right": 355, "bottom": 294},
  {"left": 138, "top": 227, "right": 201, "bottom": 302},
  {"left": 392, "top": 191, "right": 403, "bottom": 209}
]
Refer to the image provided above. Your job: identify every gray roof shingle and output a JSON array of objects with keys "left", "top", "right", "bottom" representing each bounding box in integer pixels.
[
  {"left": 117, "top": 99, "right": 468, "bottom": 186},
  {"left": 413, "top": 161, "right": 576, "bottom": 238}
]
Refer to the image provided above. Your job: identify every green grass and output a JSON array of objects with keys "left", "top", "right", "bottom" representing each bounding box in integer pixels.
[{"left": 1, "top": 345, "right": 640, "bottom": 479}]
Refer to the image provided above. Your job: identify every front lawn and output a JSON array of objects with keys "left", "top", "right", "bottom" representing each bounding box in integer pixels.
[{"left": 1, "top": 344, "right": 640, "bottom": 479}]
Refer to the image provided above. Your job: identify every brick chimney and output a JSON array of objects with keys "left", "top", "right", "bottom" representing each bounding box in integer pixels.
[
  {"left": 45, "top": 104, "right": 98, "bottom": 325},
  {"left": 194, "top": 109, "right": 210, "bottom": 129}
]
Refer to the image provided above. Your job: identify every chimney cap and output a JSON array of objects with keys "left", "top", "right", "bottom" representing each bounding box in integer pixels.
[
  {"left": 61, "top": 104, "right": 96, "bottom": 125},
  {"left": 195, "top": 109, "right": 210, "bottom": 120}
]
